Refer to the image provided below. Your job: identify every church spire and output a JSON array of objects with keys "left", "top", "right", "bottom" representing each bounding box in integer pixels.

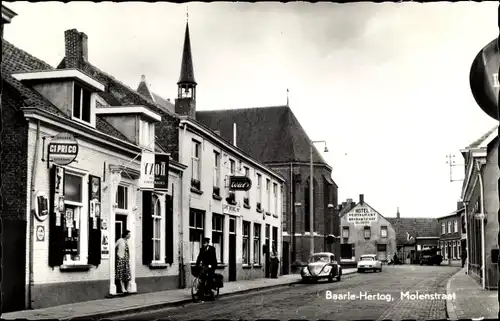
[
  {"left": 177, "top": 21, "right": 197, "bottom": 89},
  {"left": 175, "top": 18, "right": 197, "bottom": 119}
]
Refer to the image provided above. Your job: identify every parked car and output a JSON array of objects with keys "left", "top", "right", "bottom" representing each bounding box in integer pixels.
[
  {"left": 419, "top": 248, "right": 442, "bottom": 265},
  {"left": 300, "top": 252, "right": 342, "bottom": 283},
  {"left": 357, "top": 254, "right": 383, "bottom": 272}
]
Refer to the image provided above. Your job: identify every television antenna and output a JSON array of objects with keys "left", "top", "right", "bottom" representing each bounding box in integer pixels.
[{"left": 446, "top": 153, "right": 464, "bottom": 182}]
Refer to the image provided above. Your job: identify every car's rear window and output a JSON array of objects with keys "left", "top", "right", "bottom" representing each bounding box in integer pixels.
[{"left": 360, "top": 257, "right": 375, "bottom": 261}]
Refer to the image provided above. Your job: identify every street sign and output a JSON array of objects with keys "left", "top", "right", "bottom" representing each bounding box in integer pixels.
[
  {"left": 470, "top": 37, "right": 500, "bottom": 120},
  {"left": 229, "top": 176, "right": 252, "bottom": 191},
  {"left": 48, "top": 132, "right": 79, "bottom": 165}
]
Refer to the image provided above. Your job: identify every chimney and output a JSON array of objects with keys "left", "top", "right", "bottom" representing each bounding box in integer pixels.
[
  {"left": 359, "top": 194, "right": 364, "bottom": 204},
  {"left": 233, "top": 123, "right": 237, "bottom": 147},
  {"left": 64, "top": 29, "right": 88, "bottom": 69},
  {"left": 346, "top": 198, "right": 352, "bottom": 204}
]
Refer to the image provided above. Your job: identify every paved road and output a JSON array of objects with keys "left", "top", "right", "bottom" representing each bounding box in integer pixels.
[{"left": 110, "top": 265, "right": 460, "bottom": 321}]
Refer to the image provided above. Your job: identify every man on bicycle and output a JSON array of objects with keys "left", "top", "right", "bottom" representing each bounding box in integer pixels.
[{"left": 196, "top": 237, "right": 218, "bottom": 296}]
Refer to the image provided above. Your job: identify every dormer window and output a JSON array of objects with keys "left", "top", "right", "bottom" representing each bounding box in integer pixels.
[
  {"left": 139, "top": 118, "right": 155, "bottom": 147},
  {"left": 73, "top": 83, "right": 92, "bottom": 124}
]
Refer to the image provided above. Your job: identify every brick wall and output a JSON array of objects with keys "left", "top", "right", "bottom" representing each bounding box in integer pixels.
[
  {"left": 156, "top": 113, "right": 180, "bottom": 162},
  {"left": 1, "top": 86, "right": 28, "bottom": 220}
]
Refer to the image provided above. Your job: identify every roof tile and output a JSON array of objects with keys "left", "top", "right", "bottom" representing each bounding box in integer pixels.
[{"left": 386, "top": 217, "right": 440, "bottom": 244}]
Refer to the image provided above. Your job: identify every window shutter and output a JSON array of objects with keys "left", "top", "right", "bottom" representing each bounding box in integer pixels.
[
  {"left": 165, "top": 185, "right": 174, "bottom": 264},
  {"left": 88, "top": 175, "right": 102, "bottom": 266},
  {"left": 48, "top": 165, "right": 64, "bottom": 267},
  {"left": 142, "top": 191, "right": 153, "bottom": 265}
]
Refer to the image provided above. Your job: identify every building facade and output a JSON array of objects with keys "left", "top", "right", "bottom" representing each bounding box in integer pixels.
[
  {"left": 461, "top": 126, "right": 499, "bottom": 290},
  {"left": 437, "top": 203, "right": 464, "bottom": 262},
  {"left": 196, "top": 105, "right": 339, "bottom": 271},
  {"left": 339, "top": 195, "right": 397, "bottom": 262}
]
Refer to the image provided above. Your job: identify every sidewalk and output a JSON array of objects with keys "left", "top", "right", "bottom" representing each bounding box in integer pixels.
[
  {"left": 2, "top": 268, "right": 357, "bottom": 320},
  {"left": 446, "top": 267, "right": 498, "bottom": 320}
]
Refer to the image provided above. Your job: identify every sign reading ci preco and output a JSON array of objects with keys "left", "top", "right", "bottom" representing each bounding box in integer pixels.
[
  {"left": 229, "top": 176, "right": 252, "bottom": 191},
  {"left": 346, "top": 205, "right": 378, "bottom": 225},
  {"left": 48, "top": 132, "right": 79, "bottom": 166},
  {"left": 470, "top": 37, "right": 500, "bottom": 120},
  {"left": 140, "top": 152, "right": 170, "bottom": 191}
]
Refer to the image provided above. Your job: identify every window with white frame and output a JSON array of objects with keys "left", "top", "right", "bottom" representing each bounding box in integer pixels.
[
  {"left": 380, "top": 226, "right": 387, "bottom": 238},
  {"left": 441, "top": 223, "right": 445, "bottom": 234},
  {"left": 229, "top": 159, "right": 235, "bottom": 175},
  {"left": 454, "top": 220, "right": 458, "bottom": 233},
  {"left": 266, "top": 179, "right": 271, "bottom": 210},
  {"left": 152, "top": 195, "right": 162, "bottom": 262},
  {"left": 63, "top": 170, "right": 87, "bottom": 264},
  {"left": 242, "top": 221, "right": 250, "bottom": 265},
  {"left": 256, "top": 173, "right": 262, "bottom": 204},
  {"left": 212, "top": 214, "right": 224, "bottom": 263},
  {"left": 342, "top": 226, "right": 349, "bottom": 238},
  {"left": 213, "top": 151, "right": 220, "bottom": 188},
  {"left": 447, "top": 221, "right": 452, "bottom": 234},
  {"left": 116, "top": 185, "right": 128, "bottom": 210},
  {"left": 253, "top": 223, "right": 261, "bottom": 264},
  {"left": 72, "top": 83, "right": 92, "bottom": 124},
  {"left": 139, "top": 119, "right": 155, "bottom": 147},
  {"left": 273, "top": 183, "right": 278, "bottom": 215},
  {"left": 191, "top": 140, "right": 201, "bottom": 185},
  {"left": 189, "top": 210, "right": 204, "bottom": 261}
]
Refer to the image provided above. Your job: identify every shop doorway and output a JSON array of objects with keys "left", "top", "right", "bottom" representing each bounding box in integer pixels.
[
  {"left": 265, "top": 224, "right": 270, "bottom": 278},
  {"left": 228, "top": 217, "right": 237, "bottom": 281},
  {"left": 115, "top": 213, "right": 128, "bottom": 293}
]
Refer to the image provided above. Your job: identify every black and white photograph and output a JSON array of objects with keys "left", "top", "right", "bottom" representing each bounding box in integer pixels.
[{"left": 1, "top": 1, "right": 499, "bottom": 320}]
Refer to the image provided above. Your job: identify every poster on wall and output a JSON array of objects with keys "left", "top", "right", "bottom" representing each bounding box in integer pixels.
[
  {"left": 101, "top": 219, "right": 109, "bottom": 259},
  {"left": 139, "top": 152, "right": 170, "bottom": 191}
]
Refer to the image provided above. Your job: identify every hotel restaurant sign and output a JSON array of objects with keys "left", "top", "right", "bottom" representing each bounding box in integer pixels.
[{"left": 346, "top": 205, "right": 378, "bottom": 225}]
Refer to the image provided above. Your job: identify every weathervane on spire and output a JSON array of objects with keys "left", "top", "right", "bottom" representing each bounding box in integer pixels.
[
  {"left": 286, "top": 88, "right": 290, "bottom": 106},
  {"left": 186, "top": 6, "right": 189, "bottom": 22}
]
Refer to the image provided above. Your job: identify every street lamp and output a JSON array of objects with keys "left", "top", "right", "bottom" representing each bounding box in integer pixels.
[{"left": 310, "top": 140, "right": 328, "bottom": 256}]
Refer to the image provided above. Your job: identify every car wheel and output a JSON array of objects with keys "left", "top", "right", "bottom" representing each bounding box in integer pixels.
[
  {"left": 336, "top": 272, "right": 341, "bottom": 281},
  {"left": 379, "top": 266, "right": 382, "bottom": 272},
  {"left": 358, "top": 269, "right": 363, "bottom": 273},
  {"left": 328, "top": 272, "right": 334, "bottom": 282}
]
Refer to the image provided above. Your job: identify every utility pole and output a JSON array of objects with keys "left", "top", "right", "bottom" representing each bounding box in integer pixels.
[{"left": 446, "top": 153, "right": 464, "bottom": 182}]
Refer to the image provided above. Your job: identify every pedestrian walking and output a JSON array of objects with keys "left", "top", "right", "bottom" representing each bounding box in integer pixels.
[
  {"left": 115, "top": 230, "right": 131, "bottom": 293},
  {"left": 270, "top": 246, "right": 279, "bottom": 278},
  {"left": 461, "top": 249, "right": 467, "bottom": 268},
  {"left": 196, "top": 237, "right": 218, "bottom": 297}
]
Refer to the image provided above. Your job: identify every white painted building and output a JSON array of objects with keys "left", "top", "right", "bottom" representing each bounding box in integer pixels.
[{"left": 178, "top": 116, "right": 285, "bottom": 284}]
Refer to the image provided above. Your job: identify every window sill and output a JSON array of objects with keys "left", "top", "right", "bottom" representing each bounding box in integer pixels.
[
  {"left": 59, "top": 264, "right": 92, "bottom": 272},
  {"left": 213, "top": 194, "right": 223, "bottom": 201},
  {"left": 191, "top": 187, "right": 203, "bottom": 195},
  {"left": 149, "top": 262, "right": 169, "bottom": 269},
  {"left": 243, "top": 204, "right": 251, "bottom": 209},
  {"left": 242, "top": 264, "right": 252, "bottom": 269},
  {"left": 272, "top": 213, "right": 278, "bottom": 218},
  {"left": 256, "top": 208, "right": 263, "bottom": 213},
  {"left": 265, "top": 212, "right": 271, "bottom": 216}
]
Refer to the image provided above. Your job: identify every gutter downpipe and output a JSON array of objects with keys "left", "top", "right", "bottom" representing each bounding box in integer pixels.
[
  {"left": 464, "top": 201, "right": 470, "bottom": 275},
  {"left": 179, "top": 122, "right": 187, "bottom": 288},
  {"left": 476, "top": 160, "right": 486, "bottom": 289},
  {"left": 28, "top": 120, "right": 41, "bottom": 309},
  {"left": 290, "top": 162, "right": 293, "bottom": 266}
]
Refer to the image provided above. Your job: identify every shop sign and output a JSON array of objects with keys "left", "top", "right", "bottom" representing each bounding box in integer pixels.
[
  {"left": 36, "top": 225, "right": 45, "bottom": 242},
  {"left": 346, "top": 205, "right": 378, "bottom": 225},
  {"left": 229, "top": 176, "right": 252, "bottom": 191},
  {"left": 48, "top": 132, "right": 79, "bottom": 166},
  {"left": 223, "top": 203, "right": 240, "bottom": 216},
  {"left": 35, "top": 191, "right": 49, "bottom": 222},
  {"left": 470, "top": 37, "right": 500, "bottom": 120},
  {"left": 139, "top": 152, "right": 170, "bottom": 191},
  {"left": 101, "top": 219, "right": 109, "bottom": 259}
]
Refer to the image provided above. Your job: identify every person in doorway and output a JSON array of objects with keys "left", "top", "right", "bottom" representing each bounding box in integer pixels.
[
  {"left": 461, "top": 249, "right": 467, "bottom": 268},
  {"left": 270, "top": 246, "right": 279, "bottom": 278},
  {"left": 115, "top": 230, "right": 131, "bottom": 294},
  {"left": 196, "top": 237, "right": 218, "bottom": 296}
]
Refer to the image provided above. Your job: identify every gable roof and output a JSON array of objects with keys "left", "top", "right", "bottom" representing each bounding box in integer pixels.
[
  {"left": 386, "top": 217, "right": 440, "bottom": 245},
  {"left": 2, "top": 40, "right": 129, "bottom": 142},
  {"left": 196, "top": 106, "right": 328, "bottom": 165},
  {"left": 136, "top": 75, "right": 175, "bottom": 114},
  {"left": 467, "top": 125, "right": 498, "bottom": 148}
]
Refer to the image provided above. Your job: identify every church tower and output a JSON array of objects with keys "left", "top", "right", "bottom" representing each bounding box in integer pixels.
[{"left": 175, "top": 19, "right": 197, "bottom": 119}]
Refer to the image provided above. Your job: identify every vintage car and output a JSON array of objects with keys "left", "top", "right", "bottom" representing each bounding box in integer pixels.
[
  {"left": 357, "top": 254, "right": 383, "bottom": 272},
  {"left": 300, "top": 252, "right": 342, "bottom": 283},
  {"left": 420, "top": 248, "right": 443, "bottom": 265}
]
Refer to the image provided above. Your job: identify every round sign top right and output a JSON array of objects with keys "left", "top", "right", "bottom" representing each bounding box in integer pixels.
[{"left": 470, "top": 37, "right": 500, "bottom": 120}]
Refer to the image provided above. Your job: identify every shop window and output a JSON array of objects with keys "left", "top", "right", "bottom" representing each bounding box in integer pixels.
[
  {"left": 242, "top": 221, "right": 250, "bottom": 265},
  {"left": 63, "top": 171, "right": 88, "bottom": 264},
  {"left": 212, "top": 214, "right": 224, "bottom": 263},
  {"left": 152, "top": 195, "right": 163, "bottom": 262},
  {"left": 253, "top": 223, "right": 261, "bottom": 265},
  {"left": 189, "top": 210, "right": 204, "bottom": 262}
]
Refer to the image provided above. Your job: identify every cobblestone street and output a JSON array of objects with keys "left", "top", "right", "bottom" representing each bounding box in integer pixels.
[{"left": 112, "top": 265, "right": 460, "bottom": 321}]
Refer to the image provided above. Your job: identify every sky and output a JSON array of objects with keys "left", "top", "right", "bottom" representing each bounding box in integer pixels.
[{"left": 4, "top": 1, "right": 499, "bottom": 218}]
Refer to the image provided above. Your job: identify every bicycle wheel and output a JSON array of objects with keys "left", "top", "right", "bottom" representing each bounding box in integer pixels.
[{"left": 191, "top": 277, "right": 202, "bottom": 302}]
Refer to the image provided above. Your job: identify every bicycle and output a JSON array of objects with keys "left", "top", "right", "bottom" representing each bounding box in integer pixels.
[{"left": 191, "top": 265, "right": 220, "bottom": 302}]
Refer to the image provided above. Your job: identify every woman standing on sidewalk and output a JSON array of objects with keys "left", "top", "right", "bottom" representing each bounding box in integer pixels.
[{"left": 116, "top": 230, "right": 131, "bottom": 293}]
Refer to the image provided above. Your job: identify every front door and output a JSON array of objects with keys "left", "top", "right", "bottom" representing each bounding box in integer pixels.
[
  {"left": 228, "top": 217, "right": 237, "bottom": 281},
  {"left": 265, "top": 224, "right": 270, "bottom": 277},
  {"left": 377, "top": 244, "right": 387, "bottom": 262},
  {"left": 115, "top": 214, "right": 127, "bottom": 293},
  {"left": 283, "top": 241, "right": 289, "bottom": 275}
]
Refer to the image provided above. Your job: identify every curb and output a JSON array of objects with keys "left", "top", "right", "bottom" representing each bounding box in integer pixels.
[
  {"left": 445, "top": 268, "right": 463, "bottom": 321},
  {"left": 67, "top": 271, "right": 358, "bottom": 321}
]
